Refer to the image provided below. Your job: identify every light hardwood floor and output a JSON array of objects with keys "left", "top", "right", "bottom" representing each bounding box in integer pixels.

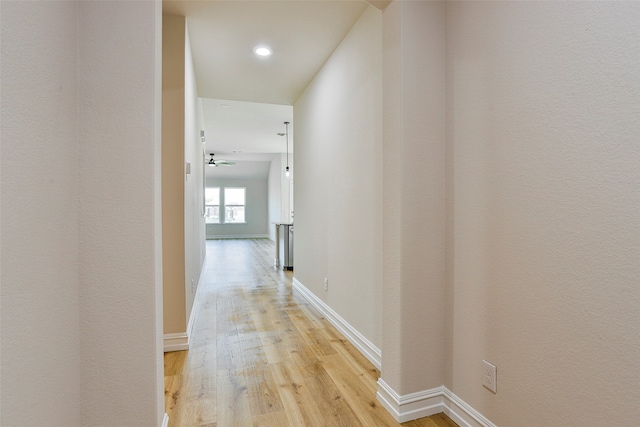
[{"left": 164, "top": 238, "right": 457, "bottom": 427}]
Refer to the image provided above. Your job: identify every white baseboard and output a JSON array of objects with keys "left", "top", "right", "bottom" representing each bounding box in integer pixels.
[
  {"left": 161, "top": 413, "right": 169, "bottom": 427},
  {"left": 163, "top": 255, "right": 206, "bottom": 353},
  {"left": 290, "top": 279, "right": 496, "bottom": 426},
  {"left": 163, "top": 332, "right": 189, "bottom": 352},
  {"left": 206, "top": 234, "right": 269, "bottom": 240},
  {"left": 442, "top": 388, "right": 498, "bottom": 427},
  {"left": 376, "top": 379, "right": 497, "bottom": 427},
  {"left": 292, "top": 277, "right": 382, "bottom": 370},
  {"left": 186, "top": 256, "right": 206, "bottom": 340},
  {"left": 376, "top": 380, "right": 444, "bottom": 423}
]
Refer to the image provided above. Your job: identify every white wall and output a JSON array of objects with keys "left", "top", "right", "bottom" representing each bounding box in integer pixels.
[
  {"left": 1, "top": 2, "right": 81, "bottom": 424},
  {"left": 268, "top": 155, "right": 283, "bottom": 240},
  {"left": 183, "top": 22, "right": 206, "bottom": 331},
  {"left": 206, "top": 178, "right": 269, "bottom": 238},
  {"left": 282, "top": 153, "right": 293, "bottom": 224},
  {"left": 446, "top": 2, "right": 640, "bottom": 425},
  {"left": 267, "top": 153, "right": 293, "bottom": 242},
  {"left": 294, "top": 5, "right": 383, "bottom": 347},
  {"left": 293, "top": 1, "right": 640, "bottom": 425},
  {"left": 162, "top": 15, "right": 206, "bottom": 340},
  {"left": 2, "top": 1, "right": 164, "bottom": 425},
  {"left": 380, "top": 0, "right": 447, "bottom": 396},
  {"left": 162, "top": 14, "right": 187, "bottom": 336},
  {"left": 77, "top": 1, "right": 163, "bottom": 424}
]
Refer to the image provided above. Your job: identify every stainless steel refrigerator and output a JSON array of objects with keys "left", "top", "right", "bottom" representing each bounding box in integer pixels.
[{"left": 279, "top": 224, "right": 294, "bottom": 270}]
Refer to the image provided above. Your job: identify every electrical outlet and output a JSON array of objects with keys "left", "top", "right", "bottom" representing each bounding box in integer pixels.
[
  {"left": 324, "top": 277, "right": 328, "bottom": 291},
  {"left": 483, "top": 360, "right": 497, "bottom": 393}
]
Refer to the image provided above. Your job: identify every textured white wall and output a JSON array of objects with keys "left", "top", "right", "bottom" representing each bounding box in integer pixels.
[
  {"left": 77, "top": 1, "right": 163, "bottom": 424},
  {"left": 380, "top": 0, "right": 447, "bottom": 395},
  {"left": 294, "top": 6, "right": 383, "bottom": 347},
  {"left": 1, "top": 2, "right": 81, "bottom": 425},
  {"left": 2, "top": 1, "right": 164, "bottom": 425},
  {"left": 446, "top": 2, "right": 640, "bottom": 425},
  {"left": 295, "top": 2, "right": 639, "bottom": 425}
]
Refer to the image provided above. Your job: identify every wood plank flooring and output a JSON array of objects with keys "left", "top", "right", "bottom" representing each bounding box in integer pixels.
[{"left": 164, "top": 238, "right": 457, "bottom": 427}]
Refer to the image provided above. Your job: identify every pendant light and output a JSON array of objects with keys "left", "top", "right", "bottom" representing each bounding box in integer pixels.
[{"left": 284, "top": 121, "right": 291, "bottom": 178}]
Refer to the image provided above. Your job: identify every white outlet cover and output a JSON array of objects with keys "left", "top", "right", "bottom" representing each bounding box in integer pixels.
[{"left": 483, "top": 360, "right": 497, "bottom": 393}]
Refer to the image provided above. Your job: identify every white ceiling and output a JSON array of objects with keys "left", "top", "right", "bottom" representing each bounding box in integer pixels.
[
  {"left": 163, "top": 0, "right": 370, "bottom": 178},
  {"left": 201, "top": 98, "right": 293, "bottom": 155},
  {"left": 200, "top": 98, "right": 292, "bottom": 178}
]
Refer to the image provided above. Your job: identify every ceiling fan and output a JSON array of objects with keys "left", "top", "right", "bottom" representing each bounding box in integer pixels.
[{"left": 207, "top": 153, "right": 235, "bottom": 167}]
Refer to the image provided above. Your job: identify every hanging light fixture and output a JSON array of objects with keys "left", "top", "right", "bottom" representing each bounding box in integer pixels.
[{"left": 284, "top": 121, "right": 291, "bottom": 178}]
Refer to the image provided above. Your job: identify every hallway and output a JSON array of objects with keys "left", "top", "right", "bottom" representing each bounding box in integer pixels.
[{"left": 164, "top": 239, "right": 457, "bottom": 426}]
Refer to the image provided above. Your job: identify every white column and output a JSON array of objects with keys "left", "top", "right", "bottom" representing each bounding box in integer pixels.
[
  {"left": 378, "top": 0, "right": 447, "bottom": 422},
  {"left": 77, "top": 1, "right": 164, "bottom": 424}
]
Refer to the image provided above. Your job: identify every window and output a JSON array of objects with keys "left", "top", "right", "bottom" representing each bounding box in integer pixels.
[
  {"left": 224, "top": 187, "right": 245, "bottom": 223},
  {"left": 204, "top": 187, "right": 220, "bottom": 223},
  {"left": 205, "top": 186, "right": 246, "bottom": 224}
]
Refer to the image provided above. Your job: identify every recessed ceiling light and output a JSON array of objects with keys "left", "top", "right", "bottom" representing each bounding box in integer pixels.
[
  {"left": 220, "top": 104, "right": 229, "bottom": 108},
  {"left": 253, "top": 46, "right": 272, "bottom": 57}
]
